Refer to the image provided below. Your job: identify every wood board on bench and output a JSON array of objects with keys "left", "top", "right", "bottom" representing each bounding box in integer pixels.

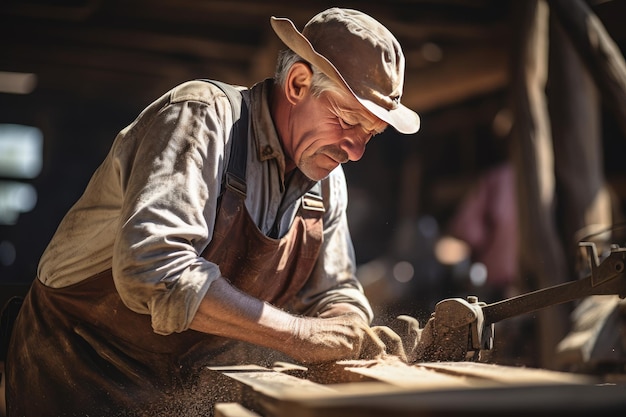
[{"left": 209, "top": 358, "right": 626, "bottom": 417}]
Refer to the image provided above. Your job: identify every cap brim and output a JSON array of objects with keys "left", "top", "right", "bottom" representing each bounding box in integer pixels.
[{"left": 270, "top": 16, "right": 420, "bottom": 135}]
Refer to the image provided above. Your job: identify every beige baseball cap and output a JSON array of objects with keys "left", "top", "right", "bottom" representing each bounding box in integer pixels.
[{"left": 270, "top": 8, "right": 420, "bottom": 134}]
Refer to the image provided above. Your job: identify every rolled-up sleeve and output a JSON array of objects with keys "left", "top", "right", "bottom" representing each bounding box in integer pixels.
[
  {"left": 112, "top": 93, "right": 231, "bottom": 335},
  {"left": 291, "top": 167, "right": 374, "bottom": 323}
]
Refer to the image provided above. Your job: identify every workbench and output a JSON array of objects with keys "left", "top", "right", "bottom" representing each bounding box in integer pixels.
[{"left": 208, "top": 358, "right": 626, "bottom": 417}]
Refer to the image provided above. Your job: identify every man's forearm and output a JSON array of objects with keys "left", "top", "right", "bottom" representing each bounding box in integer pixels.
[
  {"left": 188, "top": 276, "right": 384, "bottom": 364},
  {"left": 189, "top": 276, "right": 296, "bottom": 351}
]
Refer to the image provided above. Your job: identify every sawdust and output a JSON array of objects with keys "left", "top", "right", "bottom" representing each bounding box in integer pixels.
[
  {"left": 99, "top": 329, "right": 422, "bottom": 415},
  {"left": 304, "top": 354, "right": 409, "bottom": 385}
]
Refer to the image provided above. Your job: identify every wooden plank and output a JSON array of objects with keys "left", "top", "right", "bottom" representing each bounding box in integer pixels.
[
  {"left": 215, "top": 402, "right": 262, "bottom": 417},
  {"left": 221, "top": 369, "right": 336, "bottom": 396},
  {"left": 205, "top": 364, "right": 337, "bottom": 417},
  {"left": 277, "top": 382, "right": 626, "bottom": 417},
  {"left": 419, "top": 361, "right": 598, "bottom": 385},
  {"left": 209, "top": 360, "right": 625, "bottom": 417},
  {"left": 331, "top": 358, "right": 474, "bottom": 389}
]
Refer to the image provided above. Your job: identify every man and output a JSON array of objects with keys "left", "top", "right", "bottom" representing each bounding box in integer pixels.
[{"left": 6, "top": 7, "right": 421, "bottom": 416}]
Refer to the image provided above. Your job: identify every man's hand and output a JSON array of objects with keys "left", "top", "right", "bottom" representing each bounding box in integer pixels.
[
  {"left": 284, "top": 313, "right": 386, "bottom": 364},
  {"left": 375, "top": 315, "right": 435, "bottom": 363},
  {"left": 285, "top": 310, "right": 438, "bottom": 364}
]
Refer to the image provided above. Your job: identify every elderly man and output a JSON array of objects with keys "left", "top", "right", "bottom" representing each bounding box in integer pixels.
[{"left": 5, "top": 7, "right": 420, "bottom": 416}]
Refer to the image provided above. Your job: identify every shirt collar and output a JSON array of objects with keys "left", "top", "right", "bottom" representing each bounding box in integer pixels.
[{"left": 249, "top": 79, "right": 285, "bottom": 166}]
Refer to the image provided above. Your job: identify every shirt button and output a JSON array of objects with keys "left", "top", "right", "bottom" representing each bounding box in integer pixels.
[{"left": 263, "top": 145, "right": 273, "bottom": 156}]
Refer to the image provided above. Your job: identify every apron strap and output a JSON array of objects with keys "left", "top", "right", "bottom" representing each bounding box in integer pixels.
[
  {"left": 203, "top": 79, "right": 325, "bottom": 216},
  {"left": 200, "top": 79, "right": 249, "bottom": 197}
]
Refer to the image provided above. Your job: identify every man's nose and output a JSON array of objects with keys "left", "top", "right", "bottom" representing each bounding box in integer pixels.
[{"left": 341, "top": 132, "right": 370, "bottom": 161}]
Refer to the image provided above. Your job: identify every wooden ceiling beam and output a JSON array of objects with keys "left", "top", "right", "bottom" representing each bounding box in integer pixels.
[{"left": 403, "top": 45, "right": 509, "bottom": 113}]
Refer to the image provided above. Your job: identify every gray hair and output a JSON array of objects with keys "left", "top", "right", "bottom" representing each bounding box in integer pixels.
[{"left": 274, "top": 49, "right": 343, "bottom": 97}]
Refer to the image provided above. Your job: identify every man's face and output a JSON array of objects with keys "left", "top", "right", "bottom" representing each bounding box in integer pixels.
[{"left": 284, "top": 88, "right": 387, "bottom": 181}]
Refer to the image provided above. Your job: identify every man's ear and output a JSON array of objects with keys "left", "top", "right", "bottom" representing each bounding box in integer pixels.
[{"left": 285, "top": 62, "right": 313, "bottom": 105}]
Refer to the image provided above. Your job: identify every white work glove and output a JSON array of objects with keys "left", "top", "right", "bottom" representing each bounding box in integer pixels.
[
  {"left": 383, "top": 314, "right": 435, "bottom": 363},
  {"left": 286, "top": 313, "right": 386, "bottom": 364},
  {"left": 286, "top": 312, "right": 433, "bottom": 365}
]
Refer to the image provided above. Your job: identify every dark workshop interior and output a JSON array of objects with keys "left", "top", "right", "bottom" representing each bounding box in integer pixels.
[{"left": 2, "top": 0, "right": 626, "bottom": 377}]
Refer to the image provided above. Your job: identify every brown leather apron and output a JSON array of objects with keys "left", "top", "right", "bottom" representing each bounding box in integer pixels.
[
  {"left": 6, "top": 186, "right": 323, "bottom": 417},
  {"left": 6, "top": 85, "right": 324, "bottom": 416}
]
